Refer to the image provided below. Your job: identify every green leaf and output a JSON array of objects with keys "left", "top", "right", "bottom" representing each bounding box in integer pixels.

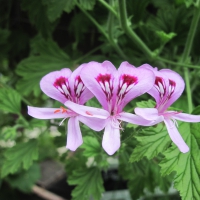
[
  {"left": 42, "top": 0, "right": 68, "bottom": 22},
  {"left": 64, "top": 0, "right": 76, "bottom": 13},
  {"left": 156, "top": 31, "right": 177, "bottom": 44},
  {"left": 6, "top": 163, "right": 40, "bottom": 192},
  {"left": 136, "top": 99, "right": 156, "bottom": 108},
  {"left": 78, "top": 0, "right": 96, "bottom": 10},
  {"left": 1, "top": 140, "right": 38, "bottom": 178},
  {"left": 0, "top": 88, "right": 21, "bottom": 114},
  {"left": 68, "top": 167, "right": 104, "bottom": 200},
  {"left": 21, "top": 0, "right": 56, "bottom": 37},
  {"left": 81, "top": 136, "right": 101, "bottom": 157},
  {"left": 0, "top": 126, "right": 17, "bottom": 141},
  {"left": 129, "top": 124, "right": 171, "bottom": 162},
  {"left": 160, "top": 122, "right": 200, "bottom": 200},
  {"left": 16, "top": 39, "right": 71, "bottom": 96}
]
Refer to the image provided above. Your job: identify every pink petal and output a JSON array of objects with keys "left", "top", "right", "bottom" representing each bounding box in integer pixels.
[
  {"left": 116, "top": 62, "right": 155, "bottom": 111},
  {"left": 173, "top": 112, "right": 200, "bottom": 122},
  {"left": 139, "top": 64, "right": 170, "bottom": 110},
  {"left": 28, "top": 106, "right": 70, "bottom": 119},
  {"left": 160, "top": 69, "right": 185, "bottom": 109},
  {"left": 80, "top": 61, "right": 117, "bottom": 111},
  {"left": 134, "top": 107, "right": 161, "bottom": 120},
  {"left": 118, "top": 112, "right": 157, "bottom": 126},
  {"left": 40, "top": 69, "right": 72, "bottom": 104},
  {"left": 69, "top": 64, "right": 94, "bottom": 104},
  {"left": 65, "top": 99, "right": 110, "bottom": 119},
  {"left": 164, "top": 119, "right": 189, "bottom": 153},
  {"left": 66, "top": 117, "right": 83, "bottom": 151},
  {"left": 102, "top": 118, "right": 120, "bottom": 155},
  {"left": 78, "top": 115, "right": 107, "bottom": 131}
]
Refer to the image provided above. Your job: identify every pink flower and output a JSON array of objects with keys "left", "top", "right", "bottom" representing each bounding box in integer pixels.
[
  {"left": 65, "top": 61, "right": 155, "bottom": 155},
  {"left": 28, "top": 66, "right": 109, "bottom": 151},
  {"left": 135, "top": 64, "right": 200, "bottom": 153}
]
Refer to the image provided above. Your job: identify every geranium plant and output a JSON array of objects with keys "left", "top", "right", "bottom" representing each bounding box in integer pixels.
[{"left": 0, "top": 1, "right": 200, "bottom": 200}]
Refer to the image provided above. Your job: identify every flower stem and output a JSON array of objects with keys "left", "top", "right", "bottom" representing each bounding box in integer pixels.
[
  {"left": 98, "top": 0, "right": 118, "bottom": 18},
  {"left": 107, "top": 1, "right": 129, "bottom": 60},
  {"left": 180, "top": 2, "right": 200, "bottom": 113},
  {"left": 156, "top": 56, "right": 200, "bottom": 69},
  {"left": 118, "top": 0, "right": 154, "bottom": 60},
  {"left": 77, "top": 2, "right": 128, "bottom": 60}
]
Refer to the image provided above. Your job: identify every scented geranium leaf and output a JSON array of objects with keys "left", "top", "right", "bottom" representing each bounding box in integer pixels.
[
  {"left": 21, "top": 0, "right": 55, "bottom": 37},
  {"left": 68, "top": 167, "right": 104, "bottom": 200},
  {"left": 156, "top": 31, "right": 177, "bottom": 44},
  {"left": 78, "top": 0, "right": 96, "bottom": 10},
  {"left": 160, "top": 122, "right": 200, "bottom": 200},
  {"left": 42, "top": 0, "right": 68, "bottom": 22},
  {"left": 0, "top": 126, "right": 17, "bottom": 141},
  {"left": 0, "top": 88, "right": 21, "bottom": 114},
  {"left": 129, "top": 124, "right": 171, "bottom": 162},
  {"left": 29, "top": 118, "right": 47, "bottom": 128},
  {"left": 1, "top": 140, "right": 38, "bottom": 178},
  {"left": 64, "top": 0, "right": 76, "bottom": 13},
  {"left": 16, "top": 39, "right": 71, "bottom": 96},
  {"left": 81, "top": 136, "right": 101, "bottom": 157},
  {"left": 136, "top": 99, "right": 156, "bottom": 108},
  {"left": 6, "top": 163, "right": 40, "bottom": 193}
]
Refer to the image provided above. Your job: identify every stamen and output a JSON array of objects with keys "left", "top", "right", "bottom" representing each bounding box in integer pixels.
[
  {"left": 59, "top": 117, "right": 67, "bottom": 126},
  {"left": 54, "top": 109, "right": 61, "bottom": 113}
]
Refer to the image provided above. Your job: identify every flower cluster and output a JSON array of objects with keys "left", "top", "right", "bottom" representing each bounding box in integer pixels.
[{"left": 28, "top": 61, "right": 200, "bottom": 155}]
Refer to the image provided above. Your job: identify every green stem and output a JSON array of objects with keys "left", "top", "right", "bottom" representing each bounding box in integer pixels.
[
  {"left": 77, "top": 2, "right": 128, "bottom": 60},
  {"left": 118, "top": 0, "right": 154, "bottom": 59},
  {"left": 98, "top": 0, "right": 118, "bottom": 18},
  {"left": 180, "top": 2, "right": 200, "bottom": 113},
  {"left": 76, "top": 2, "right": 108, "bottom": 39},
  {"left": 157, "top": 56, "right": 200, "bottom": 69},
  {"left": 107, "top": 2, "right": 129, "bottom": 60}
]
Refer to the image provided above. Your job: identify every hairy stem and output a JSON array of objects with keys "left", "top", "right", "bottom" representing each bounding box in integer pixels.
[
  {"left": 98, "top": 0, "right": 118, "bottom": 18},
  {"left": 157, "top": 56, "right": 200, "bottom": 69},
  {"left": 118, "top": 0, "right": 154, "bottom": 59}
]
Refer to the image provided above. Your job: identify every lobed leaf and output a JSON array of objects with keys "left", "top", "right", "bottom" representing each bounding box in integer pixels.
[
  {"left": 6, "top": 163, "right": 40, "bottom": 192},
  {"left": 129, "top": 124, "right": 171, "bottom": 162},
  {"left": 160, "top": 122, "right": 200, "bottom": 200},
  {"left": 81, "top": 136, "right": 101, "bottom": 157},
  {"left": 0, "top": 88, "right": 21, "bottom": 114},
  {"left": 1, "top": 140, "right": 38, "bottom": 178},
  {"left": 68, "top": 167, "right": 104, "bottom": 200},
  {"left": 16, "top": 39, "right": 71, "bottom": 96}
]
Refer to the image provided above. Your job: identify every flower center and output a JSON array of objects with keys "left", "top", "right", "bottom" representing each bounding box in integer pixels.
[
  {"left": 53, "top": 77, "right": 72, "bottom": 101},
  {"left": 110, "top": 115, "right": 123, "bottom": 131}
]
